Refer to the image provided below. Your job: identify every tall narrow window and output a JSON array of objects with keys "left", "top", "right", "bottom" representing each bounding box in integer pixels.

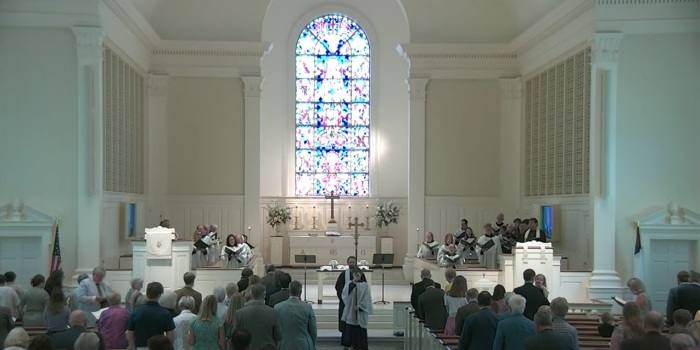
[{"left": 295, "top": 14, "right": 370, "bottom": 197}]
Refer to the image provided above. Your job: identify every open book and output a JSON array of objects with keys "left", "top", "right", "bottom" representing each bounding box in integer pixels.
[
  {"left": 92, "top": 307, "right": 109, "bottom": 320},
  {"left": 445, "top": 254, "right": 461, "bottom": 263},
  {"left": 193, "top": 239, "right": 210, "bottom": 249},
  {"left": 611, "top": 296, "right": 628, "bottom": 307},
  {"left": 478, "top": 239, "right": 496, "bottom": 250}
]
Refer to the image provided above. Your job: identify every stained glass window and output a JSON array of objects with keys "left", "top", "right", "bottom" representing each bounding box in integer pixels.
[{"left": 295, "top": 14, "right": 370, "bottom": 197}]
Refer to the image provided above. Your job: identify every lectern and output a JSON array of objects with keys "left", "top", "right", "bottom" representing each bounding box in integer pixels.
[
  {"left": 372, "top": 253, "right": 393, "bottom": 304},
  {"left": 132, "top": 227, "right": 191, "bottom": 290},
  {"left": 294, "top": 254, "right": 316, "bottom": 304}
]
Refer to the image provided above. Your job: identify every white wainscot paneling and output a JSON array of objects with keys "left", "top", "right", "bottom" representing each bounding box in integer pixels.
[
  {"left": 105, "top": 270, "right": 134, "bottom": 297},
  {"left": 165, "top": 195, "right": 245, "bottom": 238},
  {"left": 425, "top": 196, "right": 503, "bottom": 239},
  {"left": 559, "top": 271, "right": 592, "bottom": 303}
]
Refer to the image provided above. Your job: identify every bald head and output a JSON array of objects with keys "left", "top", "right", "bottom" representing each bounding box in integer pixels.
[
  {"left": 69, "top": 310, "right": 87, "bottom": 327},
  {"left": 644, "top": 311, "right": 664, "bottom": 331}
]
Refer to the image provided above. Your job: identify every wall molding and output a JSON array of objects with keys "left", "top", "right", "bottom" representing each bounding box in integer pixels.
[{"left": 596, "top": 0, "right": 699, "bottom": 5}]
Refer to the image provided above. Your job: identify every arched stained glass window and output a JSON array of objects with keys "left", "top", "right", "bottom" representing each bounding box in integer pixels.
[{"left": 295, "top": 14, "right": 370, "bottom": 197}]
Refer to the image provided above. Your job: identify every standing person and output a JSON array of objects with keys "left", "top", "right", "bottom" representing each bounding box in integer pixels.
[
  {"left": 126, "top": 282, "right": 175, "bottom": 350},
  {"left": 627, "top": 278, "right": 653, "bottom": 316},
  {"left": 534, "top": 274, "right": 549, "bottom": 299},
  {"left": 69, "top": 274, "right": 90, "bottom": 312},
  {"left": 666, "top": 271, "right": 690, "bottom": 326},
  {"left": 221, "top": 235, "right": 239, "bottom": 269},
  {"left": 675, "top": 271, "right": 700, "bottom": 319},
  {"left": 476, "top": 224, "right": 501, "bottom": 269},
  {"left": 223, "top": 294, "right": 245, "bottom": 350},
  {"left": 411, "top": 269, "right": 440, "bottom": 310},
  {"left": 513, "top": 269, "right": 549, "bottom": 320},
  {"left": 334, "top": 256, "right": 366, "bottom": 334},
  {"left": 493, "top": 294, "right": 536, "bottom": 350},
  {"left": 188, "top": 295, "right": 225, "bottom": 350},
  {"left": 75, "top": 267, "right": 113, "bottom": 327},
  {"left": 175, "top": 272, "right": 203, "bottom": 314},
  {"left": 274, "top": 280, "right": 317, "bottom": 350},
  {"left": 0, "top": 305, "right": 14, "bottom": 347},
  {"left": 233, "top": 284, "right": 281, "bottom": 350},
  {"left": 620, "top": 311, "right": 671, "bottom": 350},
  {"left": 523, "top": 218, "right": 547, "bottom": 243},
  {"left": 444, "top": 276, "right": 468, "bottom": 335},
  {"left": 458, "top": 291, "right": 501, "bottom": 350},
  {"left": 523, "top": 309, "right": 574, "bottom": 350},
  {"left": 416, "top": 279, "right": 448, "bottom": 331},
  {"left": 416, "top": 232, "right": 439, "bottom": 259},
  {"left": 172, "top": 296, "right": 197, "bottom": 350},
  {"left": 44, "top": 270, "right": 65, "bottom": 297},
  {"left": 97, "top": 293, "right": 129, "bottom": 350},
  {"left": 610, "top": 302, "right": 645, "bottom": 350},
  {"left": 341, "top": 267, "right": 373, "bottom": 350},
  {"left": 125, "top": 277, "right": 143, "bottom": 313},
  {"left": 191, "top": 229, "right": 208, "bottom": 270},
  {"left": 0, "top": 275, "right": 21, "bottom": 320},
  {"left": 44, "top": 289, "right": 70, "bottom": 334},
  {"left": 19, "top": 274, "right": 49, "bottom": 327}
]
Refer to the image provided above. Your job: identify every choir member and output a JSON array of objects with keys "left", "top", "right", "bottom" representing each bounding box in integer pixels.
[
  {"left": 416, "top": 232, "right": 439, "bottom": 259},
  {"left": 476, "top": 224, "right": 501, "bottom": 269}
]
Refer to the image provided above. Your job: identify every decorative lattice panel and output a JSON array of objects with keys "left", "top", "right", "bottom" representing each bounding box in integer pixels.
[
  {"left": 524, "top": 48, "right": 591, "bottom": 196},
  {"left": 103, "top": 46, "right": 145, "bottom": 194}
]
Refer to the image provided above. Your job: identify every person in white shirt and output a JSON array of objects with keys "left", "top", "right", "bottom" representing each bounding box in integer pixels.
[
  {"left": 0, "top": 275, "right": 21, "bottom": 319},
  {"left": 172, "top": 296, "right": 197, "bottom": 350},
  {"left": 233, "top": 235, "right": 253, "bottom": 266}
]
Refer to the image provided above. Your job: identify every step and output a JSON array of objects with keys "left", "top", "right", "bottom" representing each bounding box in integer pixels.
[{"left": 313, "top": 307, "right": 395, "bottom": 329}]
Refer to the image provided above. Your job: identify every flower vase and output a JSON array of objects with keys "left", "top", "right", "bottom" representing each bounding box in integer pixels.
[
  {"left": 380, "top": 226, "right": 390, "bottom": 237},
  {"left": 273, "top": 224, "right": 282, "bottom": 237}
]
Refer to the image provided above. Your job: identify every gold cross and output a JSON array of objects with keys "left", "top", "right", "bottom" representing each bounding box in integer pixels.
[
  {"left": 349, "top": 217, "right": 365, "bottom": 258},
  {"left": 324, "top": 190, "right": 341, "bottom": 223}
]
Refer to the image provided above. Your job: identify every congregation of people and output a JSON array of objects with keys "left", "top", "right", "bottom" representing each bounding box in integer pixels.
[
  {"left": 417, "top": 215, "right": 548, "bottom": 270},
  {"left": 410, "top": 265, "right": 700, "bottom": 350}
]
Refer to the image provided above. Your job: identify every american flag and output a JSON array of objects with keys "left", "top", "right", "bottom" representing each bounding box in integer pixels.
[{"left": 50, "top": 224, "right": 62, "bottom": 272}]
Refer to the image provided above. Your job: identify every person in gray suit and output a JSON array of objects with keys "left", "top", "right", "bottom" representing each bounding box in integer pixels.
[
  {"left": 416, "top": 279, "right": 448, "bottom": 331},
  {"left": 274, "top": 280, "right": 317, "bottom": 350},
  {"left": 234, "top": 284, "right": 281, "bottom": 350},
  {"left": 269, "top": 273, "right": 292, "bottom": 308},
  {"left": 75, "top": 267, "right": 113, "bottom": 327}
]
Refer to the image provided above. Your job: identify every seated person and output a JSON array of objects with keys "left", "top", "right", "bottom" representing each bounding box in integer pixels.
[{"left": 598, "top": 312, "right": 616, "bottom": 338}]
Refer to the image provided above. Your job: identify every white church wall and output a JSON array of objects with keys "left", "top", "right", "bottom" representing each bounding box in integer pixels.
[
  {"left": 614, "top": 33, "right": 700, "bottom": 281},
  {"left": 0, "top": 27, "right": 80, "bottom": 278},
  {"left": 260, "top": 0, "right": 410, "bottom": 198},
  {"left": 166, "top": 77, "right": 245, "bottom": 196},
  {"left": 100, "top": 193, "right": 147, "bottom": 269},
  {"left": 425, "top": 79, "right": 502, "bottom": 197}
]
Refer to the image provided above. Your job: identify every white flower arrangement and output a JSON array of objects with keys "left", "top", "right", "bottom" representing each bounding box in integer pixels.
[
  {"left": 372, "top": 201, "right": 401, "bottom": 229},
  {"left": 266, "top": 201, "right": 292, "bottom": 228}
]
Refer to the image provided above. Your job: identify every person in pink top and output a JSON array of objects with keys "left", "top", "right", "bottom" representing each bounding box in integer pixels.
[{"left": 97, "top": 292, "right": 129, "bottom": 349}]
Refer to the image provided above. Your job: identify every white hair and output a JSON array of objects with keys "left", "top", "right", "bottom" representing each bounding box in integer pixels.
[
  {"left": 178, "top": 295, "right": 195, "bottom": 311},
  {"left": 213, "top": 286, "right": 226, "bottom": 302},
  {"left": 671, "top": 333, "right": 697, "bottom": 350},
  {"left": 4, "top": 327, "right": 29, "bottom": 348},
  {"left": 508, "top": 294, "right": 527, "bottom": 315},
  {"left": 130, "top": 277, "right": 144, "bottom": 289},
  {"left": 159, "top": 290, "right": 177, "bottom": 310}
]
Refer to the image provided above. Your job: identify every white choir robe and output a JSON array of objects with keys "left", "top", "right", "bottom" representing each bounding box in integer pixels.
[
  {"left": 341, "top": 281, "right": 373, "bottom": 329},
  {"left": 234, "top": 244, "right": 253, "bottom": 266},
  {"left": 206, "top": 239, "right": 221, "bottom": 266},
  {"left": 416, "top": 241, "right": 440, "bottom": 259},
  {"left": 191, "top": 247, "right": 208, "bottom": 270},
  {"left": 437, "top": 245, "right": 463, "bottom": 267},
  {"left": 475, "top": 235, "right": 501, "bottom": 269},
  {"left": 220, "top": 245, "right": 240, "bottom": 268}
]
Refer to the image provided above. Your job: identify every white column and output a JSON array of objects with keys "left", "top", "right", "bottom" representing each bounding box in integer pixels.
[
  {"left": 405, "top": 78, "right": 429, "bottom": 283},
  {"left": 71, "top": 27, "right": 104, "bottom": 281},
  {"left": 499, "top": 78, "right": 523, "bottom": 218},
  {"left": 587, "top": 33, "right": 626, "bottom": 300},
  {"left": 146, "top": 74, "right": 170, "bottom": 225},
  {"left": 241, "top": 76, "right": 263, "bottom": 268}
]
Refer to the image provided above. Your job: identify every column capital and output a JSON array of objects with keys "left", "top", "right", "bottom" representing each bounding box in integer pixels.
[
  {"left": 148, "top": 74, "right": 170, "bottom": 97},
  {"left": 241, "top": 76, "right": 263, "bottom": 98},
  {"left": 499, "top": 77, "right": 522, "bottom": 99},
  {"left": 407, "top": 78, "right": 429, "bottom": 100},
  {"left": 589, "top": 33, "right": 625, "bottom": 64},
  {"left": 71, "top": 27, "right": 104, "bottom": 65}
]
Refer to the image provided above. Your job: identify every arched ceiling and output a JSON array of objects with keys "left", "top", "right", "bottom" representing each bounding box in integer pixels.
[{"left": 129, "top": 0, "right": 564, "bottom": 43}]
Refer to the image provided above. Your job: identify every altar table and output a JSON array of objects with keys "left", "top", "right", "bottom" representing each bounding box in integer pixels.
[
  {"left": 316, "top": 266, "right": 373, "bottom": 304},
  {"left": 289, "top": 235, "right": 376, "bottom": 266}
]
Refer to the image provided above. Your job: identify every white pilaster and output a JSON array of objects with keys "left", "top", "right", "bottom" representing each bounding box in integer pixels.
[
  {"left": 146, "top": 74, "right": 170, "bottom": 224},
  {"left": 405, "top": 78, "right": 429, "bottom": 283},
  {"left": 588, "top": 33, "right": 626, "bottom": 300},
  {"left": 499, "top": 78, "right": 523, "bottom": 218},
  {"left": 241, "top": 76, "right": 263, "bottom": 265},
  {"left": 71, "top": 27, "right": 104, "bottom": 280}
]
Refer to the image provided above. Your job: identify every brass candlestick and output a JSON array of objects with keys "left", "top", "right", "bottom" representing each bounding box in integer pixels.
[
  {"left": 293, "top": 216, "right": 299, "bottom": 230},
  {"left": 365, "top": 216, "right": 371, "bottom": 230},
  {"left": 312, "top": 216, "right": 317, "bottom": 230}
]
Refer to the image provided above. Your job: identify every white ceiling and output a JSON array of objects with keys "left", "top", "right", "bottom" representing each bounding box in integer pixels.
[{"left": 129, "top": 0, "right": 565, "bottom": 43}]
